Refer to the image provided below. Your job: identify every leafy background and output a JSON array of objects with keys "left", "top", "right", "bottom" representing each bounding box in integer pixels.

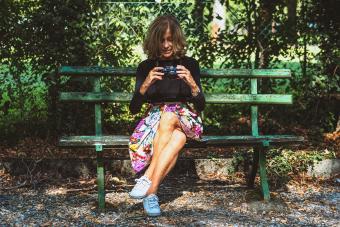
[{"left": 0, "top": 0, "right": 339, "bottom": 146}]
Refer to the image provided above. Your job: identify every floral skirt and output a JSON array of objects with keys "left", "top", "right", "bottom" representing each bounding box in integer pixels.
[{"left": 128, "top": 103, "right": 203, "bottom": 173}]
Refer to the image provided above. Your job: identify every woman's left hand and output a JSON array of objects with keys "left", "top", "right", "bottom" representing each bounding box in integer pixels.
[{"left": 176, "top": 65, "right": 197, "bottom": 90}]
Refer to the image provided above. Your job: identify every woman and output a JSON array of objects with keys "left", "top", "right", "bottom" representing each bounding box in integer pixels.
[{"left": 128, "top": 15, "right": 205, "bottom": 216}]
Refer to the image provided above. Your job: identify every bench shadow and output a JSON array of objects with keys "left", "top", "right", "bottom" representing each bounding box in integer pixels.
[
  {"left": 118, "top": 159, "right": 259, "bottom": 206},
  {"left": 106, "top": 158, "right": 290, "bottom": 214}
]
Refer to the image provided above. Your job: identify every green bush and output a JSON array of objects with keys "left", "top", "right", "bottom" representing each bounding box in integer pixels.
[
  {"left": 266, "top": 148, "right": 335, "bottom": 187},
  {"left": 0, "top": 1, "right": 338, "bottom": 142}
]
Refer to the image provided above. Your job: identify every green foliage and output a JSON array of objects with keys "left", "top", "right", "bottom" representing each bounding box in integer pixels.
[
  {"left": 0, "top": 64, "right": 48, "bottom": 141},
  {"left": 266, "top": 148, "right": 335, "bottom": 186},
  {"left": 0, "top": 0, "right": 339, "bottom": 142},
  {"left": 213, "top": 147, "right": 334, "bottom": 187},
  {"left": 267, "top": 150, "right": 294, "bottom": 183}
]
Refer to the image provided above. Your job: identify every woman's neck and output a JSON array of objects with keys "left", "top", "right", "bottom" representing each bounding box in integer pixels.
[{"left": 159, "top": 56, "right": 174, "bottom": 61}]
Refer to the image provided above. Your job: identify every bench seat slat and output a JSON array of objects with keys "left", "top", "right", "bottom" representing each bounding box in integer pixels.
[
  {"left": 59, "top": 135, "right": 304, "bottom": 148},
  {"left": 59, "top": 66, "right": 291, "bottom": 78},
  {"left": 59, "top": 92, "right": 293, "bottom": 104}
]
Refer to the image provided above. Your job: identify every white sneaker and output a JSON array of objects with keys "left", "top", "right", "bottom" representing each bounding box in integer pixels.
[
  {"left": 129, "top": 175, "right": 152, "bottom": 199},
  {"left": 143, "top": 194, "right": 161, "bottom": 216}
]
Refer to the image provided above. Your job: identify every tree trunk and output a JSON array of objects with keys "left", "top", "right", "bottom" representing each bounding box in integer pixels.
[
  {"left": 257, "top": 0, "right": 276, "bottom": 93},
  {"left": 287, "top": 0, "right": 297, "bottom": 43},
  {"left": 193, "top": 0, "right": 205, "bottom": 35}
]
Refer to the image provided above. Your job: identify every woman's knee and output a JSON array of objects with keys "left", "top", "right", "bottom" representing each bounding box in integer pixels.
[
  {"left": 159, "top": 112, "right": 180, "bottom": 132},
  {"left": 170, "top": 128, "right": 187, "bottom": 145}
]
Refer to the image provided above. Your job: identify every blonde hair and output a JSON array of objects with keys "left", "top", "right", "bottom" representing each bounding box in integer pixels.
[{"left": 143, "top": 15, "right": 186, "bottom": 59}]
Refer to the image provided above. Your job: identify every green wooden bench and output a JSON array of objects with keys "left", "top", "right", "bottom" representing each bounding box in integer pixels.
[{"left": 57, "top": 66, "right": 304, "bottom": 210}]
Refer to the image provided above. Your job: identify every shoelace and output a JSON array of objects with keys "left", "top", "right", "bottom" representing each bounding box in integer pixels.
[
  {"left": 147, "top": 196, "right": 159, "bottom": 208},
  {"left": 134, "top": 178, "right": 149, "bottom": 189}
]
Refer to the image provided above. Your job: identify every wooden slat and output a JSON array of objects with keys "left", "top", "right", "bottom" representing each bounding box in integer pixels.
[
  {"left": 59, "top": 135, "right": 129, "bottom": 147},
  {"left": 199, "top": 135, "right": 304, "bottom": 146},
  {"left": 206, "top": 94, "right": 292, "bottom": 104},
  {"left": 59, "top": 135, "right": 304, "bottom": 148},
  {"left": 200, "top": 68, "right": 291, "bottom": 78},
  {"left": 59, "top": 66, "right": 291, "bottom": 78},
  {"left": 59, "top": 92, "right": 132, "bottom": 102},
  {"left": 59, "top": 66, "right": 136, "bottom": 76},
  {"left": 59, "top": 92, "right": 293, "bottom": 104}
]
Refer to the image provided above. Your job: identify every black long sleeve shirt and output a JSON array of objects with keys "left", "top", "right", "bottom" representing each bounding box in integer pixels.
[{"left": 129, "top": 56, "right": 205, "bottom": 115}]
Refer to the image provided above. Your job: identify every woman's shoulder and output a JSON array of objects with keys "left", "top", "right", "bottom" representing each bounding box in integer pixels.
[
  {"left": 137, "top": 59, "right": 155, "bottom": 71},
  {"left": 138, "top": 58, "right": 154, "bottom": 67},
  {"left": 181, "top": 56, "right": 199, "bottom": 65},
  {"left": 182, "top": 56, "right": 200, "bottom": 69}
]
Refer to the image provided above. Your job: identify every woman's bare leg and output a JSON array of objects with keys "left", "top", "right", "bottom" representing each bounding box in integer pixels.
[
  {"left": 147, "top": 129, "right": 186, "bottom": 195},
  {"left": 144, "top": 130, "right": 162, "bottom": 179},
  {"left": 144, "top": 112, "right": 181, "bottom": 179}
]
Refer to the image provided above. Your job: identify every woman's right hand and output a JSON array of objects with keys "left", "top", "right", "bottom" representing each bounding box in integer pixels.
[{"left": 139, "top": 67, "right": 164, "bottom": 95}]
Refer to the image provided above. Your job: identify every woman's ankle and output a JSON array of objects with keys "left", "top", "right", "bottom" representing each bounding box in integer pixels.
[
  {"left": 144, "top": 168, "right": 155, "bottom": 180},
  {"left": 146, "top": 190, "right": 157, "bottom": 196}
]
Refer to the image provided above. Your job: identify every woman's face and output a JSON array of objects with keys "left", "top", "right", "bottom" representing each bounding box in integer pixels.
[{"left": 160, "top": 28, "right": 173, "bottom": 60}]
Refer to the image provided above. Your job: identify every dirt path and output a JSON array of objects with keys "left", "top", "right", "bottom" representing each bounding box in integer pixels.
[{"left": 0, "top": 174, "right": 339, "bottom": 226}]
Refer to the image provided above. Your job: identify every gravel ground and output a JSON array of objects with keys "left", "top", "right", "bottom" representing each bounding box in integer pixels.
[{"left": 0, "top": 174, "right": 339, "bottom": 226}]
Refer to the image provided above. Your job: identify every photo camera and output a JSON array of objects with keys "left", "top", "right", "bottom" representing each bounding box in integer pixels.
[{"left": 161, "top": 66, "right": 179, "bottom": 79}]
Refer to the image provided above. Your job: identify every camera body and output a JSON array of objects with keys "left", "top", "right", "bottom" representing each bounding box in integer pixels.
[{"left": 161, "top": 66, "right": 178, "bottom": 79}]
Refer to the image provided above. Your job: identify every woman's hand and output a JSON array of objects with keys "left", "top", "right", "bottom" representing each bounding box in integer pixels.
[
  {"left": 176, "top": 65, "right": 200, "bottom": 95},
  {"left": 139, "top": 67, "right": 164, "bottom": 95}
]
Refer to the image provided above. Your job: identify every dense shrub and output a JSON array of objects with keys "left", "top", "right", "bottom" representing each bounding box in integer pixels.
[{"left": 0, "top": 0, "right": 338, "bottom": 143}]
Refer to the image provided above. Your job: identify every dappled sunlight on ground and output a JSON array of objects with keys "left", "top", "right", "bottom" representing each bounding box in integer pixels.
[{"left": 0, "top": 174, "right": 339, "bottom": 226}]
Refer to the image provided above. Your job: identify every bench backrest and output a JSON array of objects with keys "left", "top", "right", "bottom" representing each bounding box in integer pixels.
[{"left": 58, "top": 66, "right": 292, "bottom": 137}]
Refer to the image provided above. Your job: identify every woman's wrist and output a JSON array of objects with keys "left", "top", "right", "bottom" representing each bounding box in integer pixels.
[
  {"left": 191, "top": 85, "right": 200, "bottom": 97},
  {"left": 139, "top": 84, "right": 148, "bottom": 95}
]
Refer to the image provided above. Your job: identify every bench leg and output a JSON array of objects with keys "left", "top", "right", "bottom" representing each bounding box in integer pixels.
[
  {"left": 259, "top": 147, "right": 270, "bottom": 201},
  {"left": 247, "top": 147, "right": 259, "bottom": 188},
  {"left": 96, "top": 148, "right": 105, "bottom": 211}
]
